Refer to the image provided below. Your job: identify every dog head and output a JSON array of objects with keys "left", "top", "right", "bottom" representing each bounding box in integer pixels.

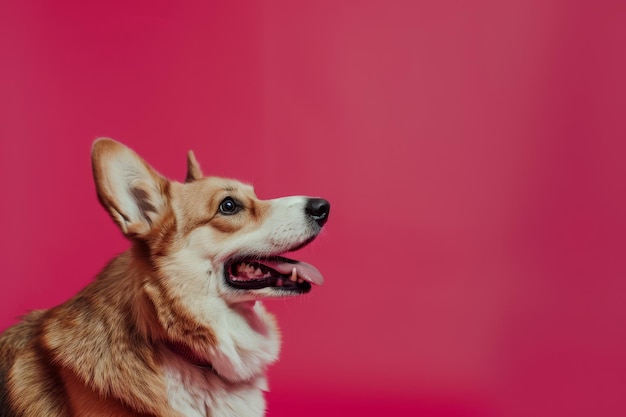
[{"left": 91, "top": 138, "right": 329, "bottom": 303}]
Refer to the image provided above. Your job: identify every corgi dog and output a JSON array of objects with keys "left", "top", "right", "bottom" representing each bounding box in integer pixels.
[{"left": 0, "top": 139, "right": 330, "bottom": 417}]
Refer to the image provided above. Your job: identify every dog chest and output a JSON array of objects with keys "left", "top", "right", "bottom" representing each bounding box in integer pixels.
[{"left": 163, "top": 361, "right": 267, "bottom": 417}]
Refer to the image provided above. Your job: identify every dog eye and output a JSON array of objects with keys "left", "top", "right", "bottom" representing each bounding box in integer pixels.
[{"left": 219, "top": 197, "right": 241, "bottom": 215}]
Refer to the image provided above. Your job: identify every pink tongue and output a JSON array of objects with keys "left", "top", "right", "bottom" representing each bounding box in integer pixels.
[{"left": 263, "top": 259, "right": 324, "bottom": 286}]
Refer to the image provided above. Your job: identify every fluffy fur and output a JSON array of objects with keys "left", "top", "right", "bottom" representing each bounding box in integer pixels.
[{"left": 0, "top": 139, "right": 329, "bottom": 417}]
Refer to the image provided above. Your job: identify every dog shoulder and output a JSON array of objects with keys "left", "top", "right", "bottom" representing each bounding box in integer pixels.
[{"left": 0, "top": 310, "right": 71, "bottom": 416}]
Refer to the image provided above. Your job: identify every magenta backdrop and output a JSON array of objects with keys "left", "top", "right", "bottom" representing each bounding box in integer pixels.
[{"left": 1, "top": 1, "right": 625, "bottom": 416}]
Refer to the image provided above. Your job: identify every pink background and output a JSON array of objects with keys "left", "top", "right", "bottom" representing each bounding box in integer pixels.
[{"left": 1, "top": 1, "right": 625, "bottom": 416}]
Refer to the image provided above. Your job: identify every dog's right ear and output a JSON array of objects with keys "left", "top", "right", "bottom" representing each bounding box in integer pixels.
[
  {"left": 185, "top": 150, "right": 203, "bottom": 182},
  {"left": 92, "top": 138, "right": 169, "bottom": 238}
]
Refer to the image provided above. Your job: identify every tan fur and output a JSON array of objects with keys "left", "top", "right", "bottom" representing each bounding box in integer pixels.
[{"left": 0, "top": 139, "right": 328, "bottom": 416}]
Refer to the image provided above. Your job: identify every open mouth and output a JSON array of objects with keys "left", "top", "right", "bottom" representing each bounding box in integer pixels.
[{"left": 225, "top": 255, "right": 324, "bottom": 293}]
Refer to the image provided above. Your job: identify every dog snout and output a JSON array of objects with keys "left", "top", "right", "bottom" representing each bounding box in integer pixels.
[{"left": 305, "top": 198, "right": 330, "bottom": 227}]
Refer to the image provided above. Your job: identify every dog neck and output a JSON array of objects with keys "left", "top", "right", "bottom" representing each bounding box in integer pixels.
[
  {"left": 164, "top": 340, "right": 214, "bottom": 369},
  {"left": 163, "top": 339, "right": 239, "bottom": 386},
  {"left": 163, "top": 338, "right": 273, "bottom": 388}
]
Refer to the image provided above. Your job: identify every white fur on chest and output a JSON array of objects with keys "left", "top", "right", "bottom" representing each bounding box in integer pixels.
[
  {"left": 161, "top": 301, "right": 280, "bottom": 417},
  {"left": 164, "top": 357, "right": 267, "bottom": 417}
]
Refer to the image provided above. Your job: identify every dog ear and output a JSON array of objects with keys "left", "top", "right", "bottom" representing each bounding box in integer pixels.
[
  {"left": 185, "top": 150, "right": 203, "bottom": 182},
  {"left": 92, "top": 138, "right": 169, "bottom": 238}
]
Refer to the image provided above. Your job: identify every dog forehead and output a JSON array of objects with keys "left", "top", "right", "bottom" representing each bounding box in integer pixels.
[
  {"left": 177, "top": 176, "right": 256, "bottom": 201},
  {"left": 204, "top": 176, "right": 255, "bottom": 195}
]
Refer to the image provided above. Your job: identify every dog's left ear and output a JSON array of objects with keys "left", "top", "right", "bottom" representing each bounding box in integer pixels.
[
  {"left": 185, "top": 150, "right": 203, "bottom": 182},
  {"left": 92, "top": 138, "right": 169, "bottom": 238}
]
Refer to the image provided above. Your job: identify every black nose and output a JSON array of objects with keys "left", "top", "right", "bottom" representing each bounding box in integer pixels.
[{"left": 305, "top": 198, "right": 330, "bottom": 227}]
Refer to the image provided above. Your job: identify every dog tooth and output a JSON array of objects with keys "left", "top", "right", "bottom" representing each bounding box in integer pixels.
[{"left": 290, "top": 267, "right": 297, "bottom": 282}]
